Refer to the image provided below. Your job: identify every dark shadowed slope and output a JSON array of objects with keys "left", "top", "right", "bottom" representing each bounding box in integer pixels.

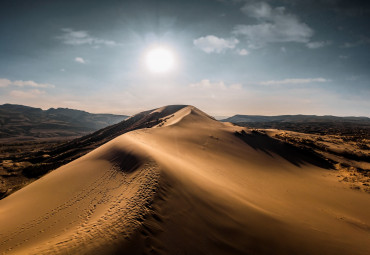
[{"left": 235, "top": 130, "right": 333, "bottom": 169}]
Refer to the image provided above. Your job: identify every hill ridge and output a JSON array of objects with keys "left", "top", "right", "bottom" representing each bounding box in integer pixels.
[{"left": 0, "top": 103, "right": 128, "bottom": 140}]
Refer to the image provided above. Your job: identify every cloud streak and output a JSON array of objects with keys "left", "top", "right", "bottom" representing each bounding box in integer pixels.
[
  {"left": 189, "top": 79, "right": 242, "bottom": 90},
  {"left": 341, "top": 37, "right": 370, "bottom": 48},
  {"left": 57, "top": 28, "right": 120, "bottom": 47},
  {"left": 306, "top": 41, "right": 331, "bottom": 49},
  {"left": 10, "top": 89, "right": 46, "bottom": 99},
  {"left": 0, "top": 79, "right": 12, "bottom": 88},
  {"left": 0, "top": 78, "right": 55, "bottom": 88},
  {"left": 259, "top": 78, "right": 331, "bottom": 86}
]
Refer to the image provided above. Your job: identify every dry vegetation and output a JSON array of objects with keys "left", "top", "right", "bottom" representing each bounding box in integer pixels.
[
  {"left": 268, "top": 130, "right": 370, "bottom": 192},
  {"left": 0, "top": 139, "right": 72, "bottom": 198}
]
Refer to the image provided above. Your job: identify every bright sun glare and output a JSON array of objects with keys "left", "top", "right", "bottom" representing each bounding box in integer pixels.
[{"left": 145, "top": 47, "right": 175, "bottom": 73}]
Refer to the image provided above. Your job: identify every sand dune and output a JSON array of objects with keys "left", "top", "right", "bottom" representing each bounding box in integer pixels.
[{"left": 0, "top": 106, "right": 369, "bottom": 254}]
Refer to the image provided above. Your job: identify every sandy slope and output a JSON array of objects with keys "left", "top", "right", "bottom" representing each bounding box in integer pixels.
[{"left": 0, "top": 106, "right": 369, "bottom": 254}]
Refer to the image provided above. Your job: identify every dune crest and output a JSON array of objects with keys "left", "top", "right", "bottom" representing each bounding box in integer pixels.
[{"left": 0, "top": 105, "right": 369, "bottom": 254}]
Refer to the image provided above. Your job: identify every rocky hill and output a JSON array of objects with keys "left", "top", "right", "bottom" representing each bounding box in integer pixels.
[
  {"left": 222, "top": 114, "right": 370, "bottom": 137},
  {"left": 0, "top": 104, "right": 128, "bottom": 140}
]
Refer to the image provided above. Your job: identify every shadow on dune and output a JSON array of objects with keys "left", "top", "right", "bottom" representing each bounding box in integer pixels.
[
  {"left": 235, "top": 130, "right": 333, "bottom": 169},
  {"left": 20, "top": 106, "right": 188, "bottom": 177},
  {"left": 97, "top": 148, "right": 142, "bottom": 173}
]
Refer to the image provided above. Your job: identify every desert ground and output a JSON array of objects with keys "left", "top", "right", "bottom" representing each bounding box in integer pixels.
[{"left": 0, "top": 105, "right": 369, "bottom": 254}]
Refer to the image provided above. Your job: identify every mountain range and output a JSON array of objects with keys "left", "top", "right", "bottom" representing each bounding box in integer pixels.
[
  {"left": 0, "top": 104, "right": 128, "bottom": 140},
  {"left": 222, "top": 114, "right": 370, "bottom": 136},
  {"left": 222, "top": 114, "right": 370, "bottom": 123}
]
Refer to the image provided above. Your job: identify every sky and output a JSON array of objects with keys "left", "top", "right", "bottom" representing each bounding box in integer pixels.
[{"left": 0, "top": 0, "right": 369, "bottom": 117}]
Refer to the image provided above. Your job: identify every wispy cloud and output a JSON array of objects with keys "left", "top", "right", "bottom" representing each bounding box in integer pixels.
[
  {"left": 233, "top": 2, "right": 314, "bottom": 48},
  {"left": 341, "top": 37, "right": 370, "bottom": 48},
  {"left": 57, "top": 28, "right": 120, "bottom": 47},
  {"left": 259, "top": 78, "right": 331, "bottom": 86},
  {"left": 10, "top": 89, "right": 46, "bottom": 99},
  {"left": 0, "top": 78, "right": 55, "bottom": 88},
  {"left": 0, "top": 79, "right": 12, "bottom": 88},
  {"left": 189, "top": 79, "right": 242, "bottom": 90},
  {"left": 75, "top": 57, "right": 86, "bottom": 64},
  {"left": 237, "top": 48, "right": 249, "bottom": 56},
  {"left": 193, "top": 35, "right": 239, "bottom": 53},
  {"left": 306, "top": 41, "right": 331, "bottom": 49}
]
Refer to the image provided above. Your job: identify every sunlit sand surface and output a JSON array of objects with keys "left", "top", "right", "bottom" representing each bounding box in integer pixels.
[{"left": 0, "top": 106, "right": 369, "bottom": 254}]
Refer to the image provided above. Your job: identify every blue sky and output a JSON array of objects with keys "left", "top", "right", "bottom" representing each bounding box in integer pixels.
[{"left": 0, "top": 0, "right": 369, "bottom": 116}]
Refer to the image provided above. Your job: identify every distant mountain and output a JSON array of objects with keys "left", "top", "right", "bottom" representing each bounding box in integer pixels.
[
  {"left": 0, "top": 104, "right": 128, "bottom": 139},
  {"left": 222, "top": 114, "right": 370, "bottom": 123},
  {"left": 212, "top": 116, "right": 230, "bottom": 120},
  {"left": 222, "top": 114, "right": 370, "bottom": 136}
]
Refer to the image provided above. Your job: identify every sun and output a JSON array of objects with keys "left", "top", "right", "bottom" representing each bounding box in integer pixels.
[{"left": 145, "top": 47, "right": 175, "bottom": 73}]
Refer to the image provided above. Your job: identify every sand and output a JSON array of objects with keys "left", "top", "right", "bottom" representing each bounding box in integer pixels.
[{"left": 0, "top": 105, "right": 369, "bottom": 254}]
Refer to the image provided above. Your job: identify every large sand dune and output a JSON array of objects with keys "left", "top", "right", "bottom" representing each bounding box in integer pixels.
[{"left": 0, "top": 106, "right": 369, "bottom": 254}]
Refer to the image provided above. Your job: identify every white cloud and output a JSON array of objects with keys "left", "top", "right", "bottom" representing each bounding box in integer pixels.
[
  {"left": 233, "top": 2, "right": 314, "bottom": 48},
  {"left": 57, "top": 28, "right": 120, "bottom": 47},
  {"left": 193, "top": 35, "right": 239, "bottom": 53},
  {"left": 12, "top": 80, "right": 55, "bottom": 88},
  {"left": 0, "top": 79, "right": 11, "bottom": 88},
  {"left": 241, "top": 1, "right": 274, "bottom": 19},
  {"left": 10, "top": 89, "right": 46, "bottom": 99},
  {"left": 75, "top": 57, "right": 85, "bottom": 64},
  {"left": 259, "top": 78, "right": 331, "bottom": 86},
  {"left": 0, "top": 78, "right": 55, "bottom": 88},
  {"left": 237, "top": 48, "right": 249, "bottom": 56},
  {"left": 306, "top": 41, "right": 330, "bottom": 49},
  {"left": 189, "top": 79, "right": 242, "bottom": 90}
]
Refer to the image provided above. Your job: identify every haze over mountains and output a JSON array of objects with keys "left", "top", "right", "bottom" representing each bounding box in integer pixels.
[
  {"left": 0, "top": 105, "right": 369, "bottom": 255},
  {"left": 0, "top": 104, "right": 128, "bottom": 140}
]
